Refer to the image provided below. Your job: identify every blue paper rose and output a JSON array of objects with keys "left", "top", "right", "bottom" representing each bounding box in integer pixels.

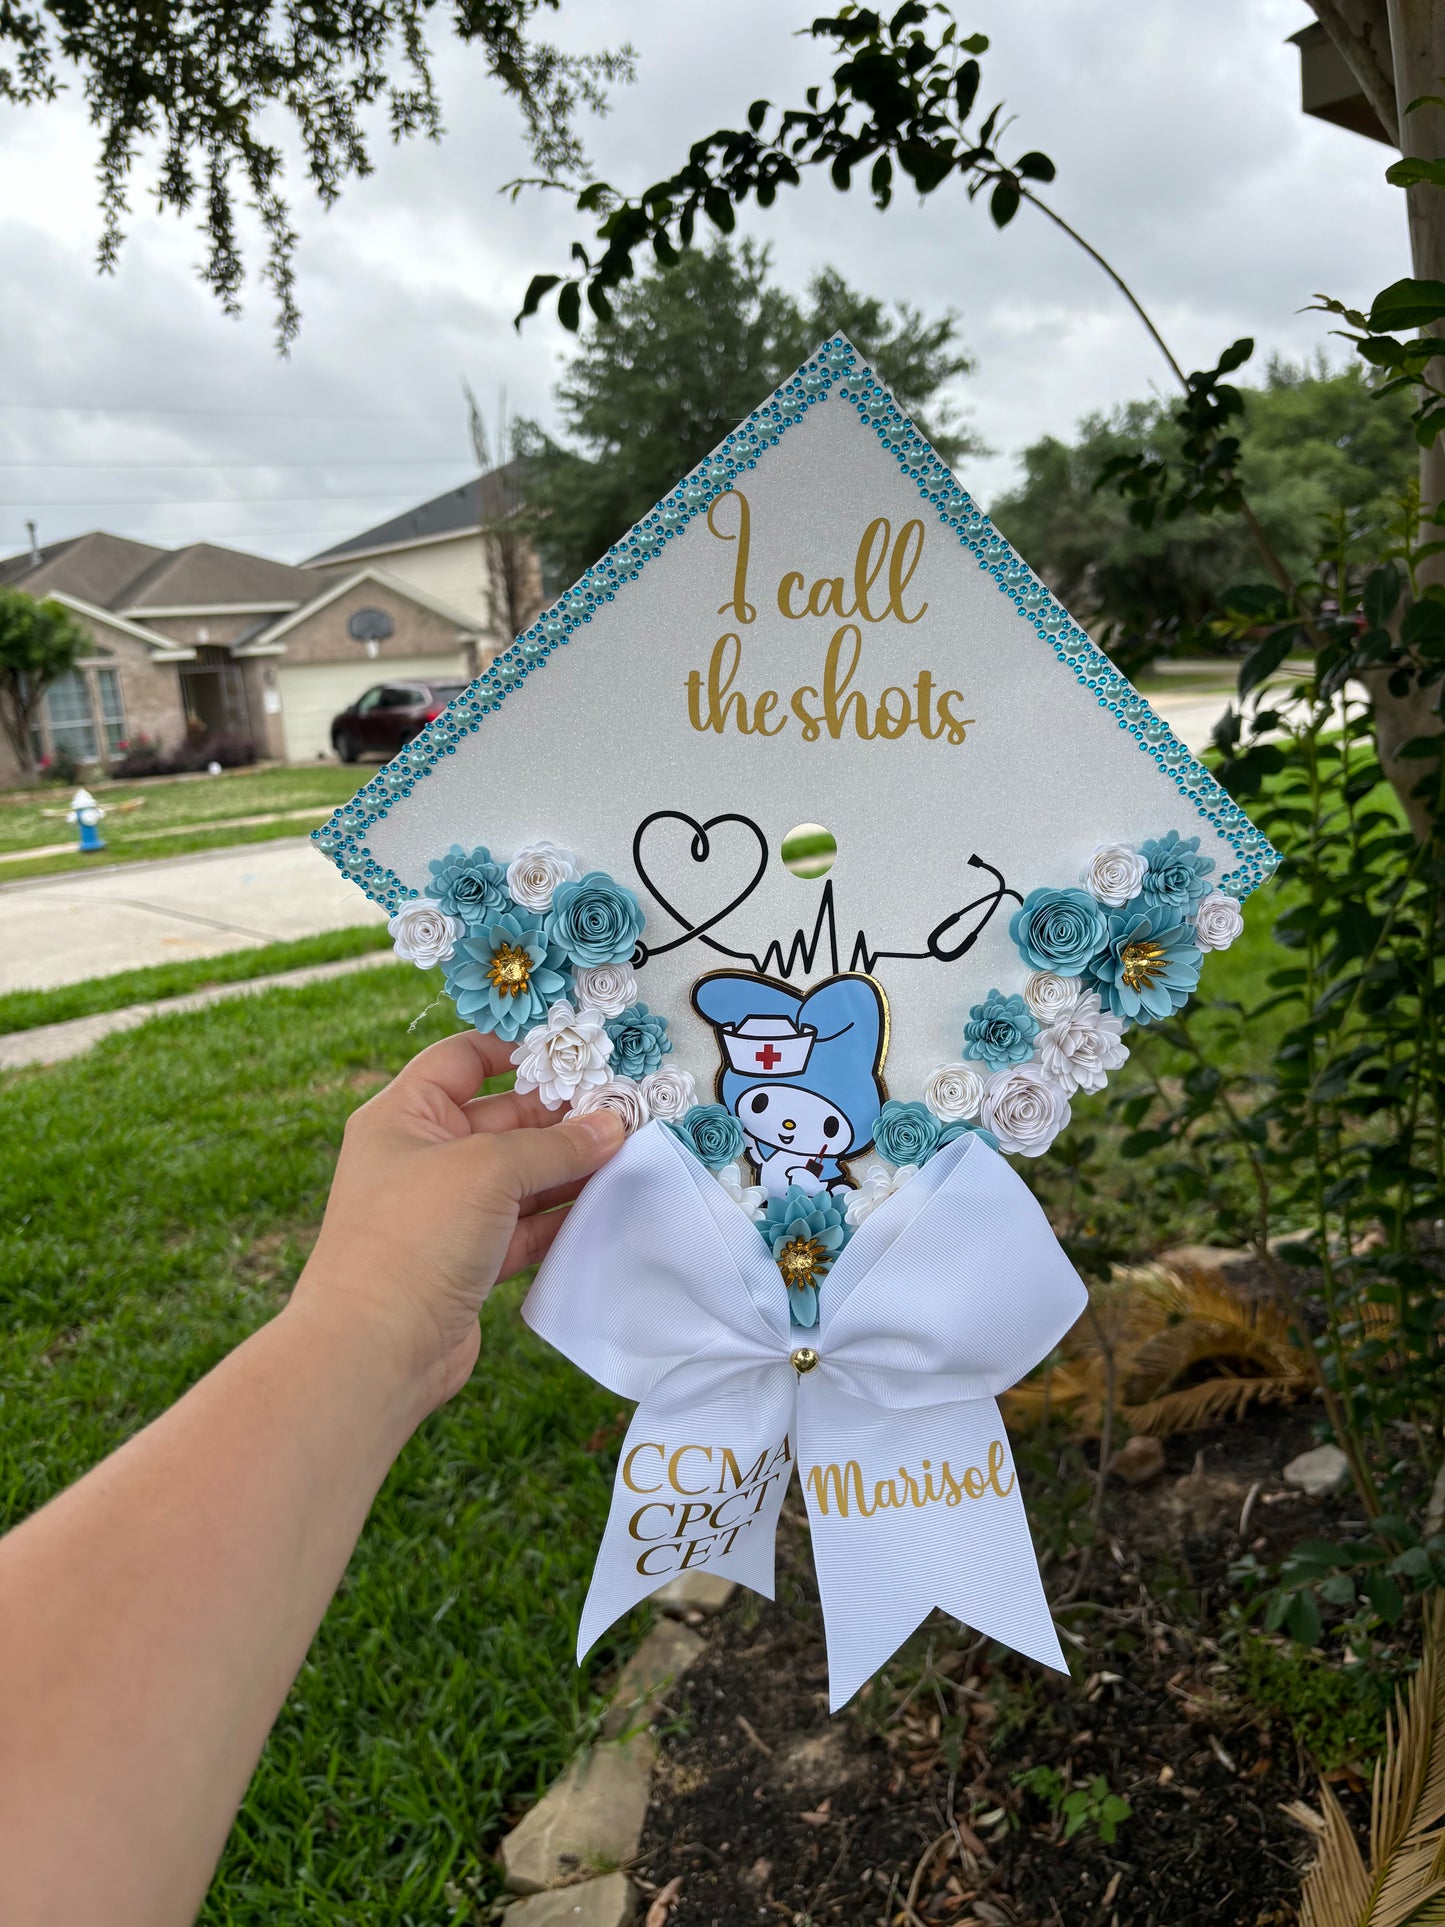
[
  {"left": 424, "top": 843, "right": 509, "bottom": 927},
  {"left": 935, "top": 1118, "right": 1001, "bottom": 1154},
  {"left": 605, "top": 1002, "right": 672, "bottom": 1079},
  {"left": 1087, "top": 902, "right": 1202, "bottom": 1024},
  {"left": 962, "top": 989, "right": 1040, "bottom": 1069},
  {"left": 1009, "top": 886, "right": 1109, "bottom": 976},
  {"left": 668, "top": 1103, "right": 745, "bottom": 1171},
  {"left": 1138, "top": 829, "right": 1214, "bottom": 911},
  {"left": 872, "top": 1099, "right": 941, "bottom": 1167},
  {"left": 544, "top": 870, "right": 645, "bottom": 968},
  {"left": 443, "top": 910, "right": 570, "bottom": 1042},
  {"left": 760, "top": 1185, "right": 851, "bottom": 1328}
]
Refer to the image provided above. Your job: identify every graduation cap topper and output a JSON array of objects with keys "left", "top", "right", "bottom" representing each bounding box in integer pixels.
[{"left": 313, "top": 337, "right": 1279, "bottom": 1699}]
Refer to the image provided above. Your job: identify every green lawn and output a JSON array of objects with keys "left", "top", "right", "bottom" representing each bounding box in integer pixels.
[
  {"left": 0, "top": 924, "right": 395, "bottom": 1036},
  {"left": 0, "top": 766, "right": 369, "bottom": 878},
  {"left": 0, "top": 966, "right": 643, "bottom": 1921}
]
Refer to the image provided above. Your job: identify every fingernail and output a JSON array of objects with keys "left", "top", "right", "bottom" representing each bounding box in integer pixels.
[{"left": 580, "top": 1110, "right": 626, "bottom": 1145}]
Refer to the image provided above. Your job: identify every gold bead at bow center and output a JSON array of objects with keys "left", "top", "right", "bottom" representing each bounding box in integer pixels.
[{"left": 790, "top": 1347, "right": 820, "bottom": 1374}]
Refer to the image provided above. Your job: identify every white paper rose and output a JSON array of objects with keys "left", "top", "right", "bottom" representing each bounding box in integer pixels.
[
  {"left": 387, "top": 899, "right": 464, "bottom": 969},
  {"left": 979, "top": 1063, "right": 1072, "bottom": 1158},
  {"left": 1036, "top": 990, "right": 1129, "bottom": 1096},
  {"left": 638, "top": 1066, "right": 697, "bottom": 1121},
  {"left": 570, "top": 962, "right": 639, "bottom": 1019},
  {"left": 569, "top": 1075, "right": 651, "bottom": 1135},
  {"left": 1193, "top": 889, "right": 1245, "bottom": 953},
  {"left": 505, "top": 839, "right": 578, "bottom": 911},
  {"left": 512, "top": 1000, "right": 613, "bottom": 1109},
  {"left": 1022, "top": 971, "right": 1083, "bottom": 1023},
  {"left": 923, "top": 1062, "right": 986, "bottom": 1123},
  {"left": 717, "top": 1160, "right": 767, "bottom": 1221},
  {"left": 843, "top": 1158, "right": 920, "bottom": 1229},
  {"left": 1082, "top": 842, "right": 1148, "bottom": 907}
]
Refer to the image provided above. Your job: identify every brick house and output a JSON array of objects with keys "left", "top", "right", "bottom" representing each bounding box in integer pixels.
[{"left": 0, "top": 528, "right": 496, "bottom": 785}]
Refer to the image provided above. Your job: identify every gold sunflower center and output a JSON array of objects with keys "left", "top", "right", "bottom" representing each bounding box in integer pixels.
[
  {"left": 1120, "top": 939, "right": 1168, "bottom": 990},
  {"left": 777, "top": 1235, "right": 826, "bottom": 1290},
  {"left": 487, "top": 941, "right": 533, "bottom": 996}
]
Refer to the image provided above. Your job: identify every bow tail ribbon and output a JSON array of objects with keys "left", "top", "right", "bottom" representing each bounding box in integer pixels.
[{"left": 523, "top": 1120, "right": 1086, "bottom": 1708}]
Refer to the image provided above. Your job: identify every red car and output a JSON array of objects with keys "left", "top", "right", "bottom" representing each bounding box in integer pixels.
[{"left": 329, "top": 679, "right": 466, "bottom": 763}]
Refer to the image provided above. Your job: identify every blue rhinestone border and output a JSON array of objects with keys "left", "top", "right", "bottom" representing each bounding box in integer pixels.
[{"left": 311, "top": 334, "right": 1282, "bottom": 912}]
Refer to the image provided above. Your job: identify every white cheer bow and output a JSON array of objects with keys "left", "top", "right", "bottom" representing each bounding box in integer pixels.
[{"left": 523, "top": 1121, "right": 1087, "bottom": 1710}]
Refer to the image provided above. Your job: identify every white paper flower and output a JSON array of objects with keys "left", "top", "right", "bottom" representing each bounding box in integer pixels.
[
  {"left": 512, "top": 1000, "right": 613, "bottom": 1110},
  {"left": 569, "top": 1075, "right": 651, "bottom": 1135},
  {"left": 387, "top": 899, "right": 464, "bottom": 969},
  {"left": 923, "top": 1062, "right": 986, "bottom": 1123},
  {"left": 716, "top": 1160, "right": 767, "bottom": 1221},
  {"left": 638, "top": 1066, "right": 697, "bottom": 1121},
  {"left": 570, "top": 961, "right": 640, "bottom": 1019},
  {"left": 1193, "top": 889, "right": 1245, "bottom": 953},
  {"left": 1036, "top": 990, "right": 1129, "bottom": 1096},
  {"left": 505, "top": 839, "right": 578, "bottom": 911},
  {"left": 979, "top": 1063, "right": 1072, "bottom": 1158},
  {"left": 1082, "top": 842, "right": 1148, "bottom": 907},
  {"left": 843, "top": 1158, "right": 921, "bottom": 1229},
  {"left": 1022, "top": 971, "right": 1083, "bottom": 1023}
]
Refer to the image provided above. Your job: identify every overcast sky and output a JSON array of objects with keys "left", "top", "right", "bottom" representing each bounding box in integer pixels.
[{"left": 0, "top": 0, "right": 1406, "bottom": 567}]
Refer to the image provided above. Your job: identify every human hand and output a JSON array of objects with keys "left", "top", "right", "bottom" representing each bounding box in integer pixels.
[{"left": 290, "top": 1030, "right": 624, "bottom": 1417}]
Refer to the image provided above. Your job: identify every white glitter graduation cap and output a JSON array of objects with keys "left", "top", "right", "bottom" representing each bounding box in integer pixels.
[{"left": 313, "top": 334, "right": 1279, "bottom": 1157}]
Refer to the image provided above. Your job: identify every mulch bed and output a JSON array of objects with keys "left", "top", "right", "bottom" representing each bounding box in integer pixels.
[{"left": 633, "top": 1406, "right": 1373, "bottom": 1927}]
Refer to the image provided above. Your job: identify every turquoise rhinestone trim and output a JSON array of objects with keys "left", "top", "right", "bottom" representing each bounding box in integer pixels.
[{"left": 311, "top": 334, "right": 1281, "bottom": 914}]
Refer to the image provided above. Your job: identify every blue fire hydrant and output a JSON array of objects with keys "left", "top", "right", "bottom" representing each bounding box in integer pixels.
[{"left": 68, "top": 786, "right": 106, "bottom": 853}]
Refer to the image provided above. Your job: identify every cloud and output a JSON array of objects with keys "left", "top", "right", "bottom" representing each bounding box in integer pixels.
[{"left": 0, "top": 0, "right": 1404, "bottom": 561}]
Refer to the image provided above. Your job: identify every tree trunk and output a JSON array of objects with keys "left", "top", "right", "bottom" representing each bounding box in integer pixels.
[{"left": 1312, "top": 0, "right": 1445, "bottom": 837}]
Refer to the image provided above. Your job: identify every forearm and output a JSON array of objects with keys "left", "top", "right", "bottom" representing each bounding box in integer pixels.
[{"left": 0, "top": 1281, "right": 429, "bottom": 1927}]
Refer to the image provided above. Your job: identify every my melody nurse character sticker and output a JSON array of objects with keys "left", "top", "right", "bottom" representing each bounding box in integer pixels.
[
  {"left": 693, "top": 970, "right": 888, "bottom": 1198},
  {"left": 312, "top": 334, "right": 1280, "bottom": 1707}
]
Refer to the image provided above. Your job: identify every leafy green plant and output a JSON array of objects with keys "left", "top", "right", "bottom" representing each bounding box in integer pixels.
[
  {"left": 1233, "top": 1631, "right": 1394, "bottom": 1770},
  {"left": 1013, "top": 1765, "right": 1132, "bottom": 1845}
]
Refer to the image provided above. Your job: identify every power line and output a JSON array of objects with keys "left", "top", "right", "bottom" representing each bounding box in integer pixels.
[
  {"left": 4, "top": 487, "right": 477, "bottom": 506},
  {"left": 0, "top": 402, "right": 473, "bottom": 420}
]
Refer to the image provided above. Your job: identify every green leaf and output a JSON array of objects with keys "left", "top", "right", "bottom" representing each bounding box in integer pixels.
[
  {"left": 1320, "top": 1573, "right": 1356, "bottom": 1606},
  {"left": 1402, "top": 597, "right": 1445, "bottom": 651},
  {"left": 1215, "top": 337, "right": 1255, "bottom": 376},
  {"left": 747, "top": 97, "right": 770, "bottom": 134},
  {"left": 960, "top": 32, "right": 989, "bottom": 52},
  {"left": 703, "top": 187, "right": 736, "bottom": 233},
  {"left": 1238, "top": 631, "right": 1293, "bottom": 699},
  {"left": 1389, "top": 1545, "right": 1432, "bottom": 1580},
  {"left": 1385, "top": 156, "right": 1445, "bottom": 190},
  {"left": 518, "top": 272, "right": 560, "bottom": 320},
  {"left": 1363, "top": 563, "right": 1402, "bottom": 628},
  {"left": 1286, "top": 1588, "right": 1323, "bottom": 1647},
  {"left": 1368, "top": 276, "right": 1445, "bottom": 331},
  {"left": 1362, "top": 1570, "right": 1404, "bottom": 1623},
  {"left": 1015, "top": 149, "right": 1055, "bottom": 182},
  {"left": 556, "top": 280, "right": 582, "bottom": 333},
  {"left": 989, "top": 175, "right": 1020, "bottom": 227},
  {"left": 954, "top": 57, "right": 980, "bottom": 118}
]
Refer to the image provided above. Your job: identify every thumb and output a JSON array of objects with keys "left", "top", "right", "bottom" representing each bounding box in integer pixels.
[{"left": 490, "top": 1109, "right": 626, "bottom": 1203}]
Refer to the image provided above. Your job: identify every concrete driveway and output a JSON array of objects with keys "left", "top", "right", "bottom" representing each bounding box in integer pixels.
[{"left": 0, "top": 838, "right": 386, "bottom": 994}]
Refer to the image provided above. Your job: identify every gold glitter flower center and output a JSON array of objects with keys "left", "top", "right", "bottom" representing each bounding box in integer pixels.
[
  {"left": 1120, "top": 939, "right": 1167, "bottom": 990},
  {"left": 487, "top": 940, "right": 533, "bottom": 996},
  {"left": 777, "top": 1235, "right": 826, "bottom": 1290}
]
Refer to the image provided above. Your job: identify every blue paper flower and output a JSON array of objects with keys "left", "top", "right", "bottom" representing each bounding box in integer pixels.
[
  {"left": 667, "top": 1104, "right": 745, "bottom": 1170},
  {"left": 872, "top": 1099, "right": 941, "bottom": 1167},
  {"left": 962, "top": 989, "right": 1040, "bottom": 1069},
  {"left": 605, "top": 1002, "right": 672, "bottom": 1079},
  {"left": 1009, "top": 886, "right": 1109, "bottom": 976},
  {"left": 760, "top": 1185, "right": 851, "bottom": 1328},
  {"left": 424, "top": 843, "right": 509, "bottom": 927},
  {"left": 443, "top": 910, "right": 570, "bottom": 1042},
  {"left": 1087, "top": 902, "right": 1202, "bottom": 1024},
  {"left": 1138, "top": 829, "right": 1215, "bottom": 912},
  {"left": 935, "top": 1118, "right": 1001, "bottom": 1154},
  {"left": 544, "top": 870, "right": 645, "bottom": 967}
]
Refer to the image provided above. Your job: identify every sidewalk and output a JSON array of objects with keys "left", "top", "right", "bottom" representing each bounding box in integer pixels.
[
  {"left": 0, "top": 950, "right": 402, "bottom": 1071},
  {"left": 0, "top": 837, "right": 386, "bottom": 994}
]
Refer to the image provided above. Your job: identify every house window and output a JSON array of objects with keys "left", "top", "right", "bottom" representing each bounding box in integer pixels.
[
  {"left": 44, "top": 670, "right": 99, "bottom": 764},
  {"left": 95, "top": 666, "right": 126, "bottom": 754}
]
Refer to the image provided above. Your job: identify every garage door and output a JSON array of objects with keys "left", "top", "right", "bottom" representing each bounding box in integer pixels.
[{"left": 276, "top": 654, "right": 471, "bottom": 762}]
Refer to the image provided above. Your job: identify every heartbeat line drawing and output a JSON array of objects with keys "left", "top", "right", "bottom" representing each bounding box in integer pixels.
[{"left": 630, "top": 811, "right": 1022, "bottom": 978}]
